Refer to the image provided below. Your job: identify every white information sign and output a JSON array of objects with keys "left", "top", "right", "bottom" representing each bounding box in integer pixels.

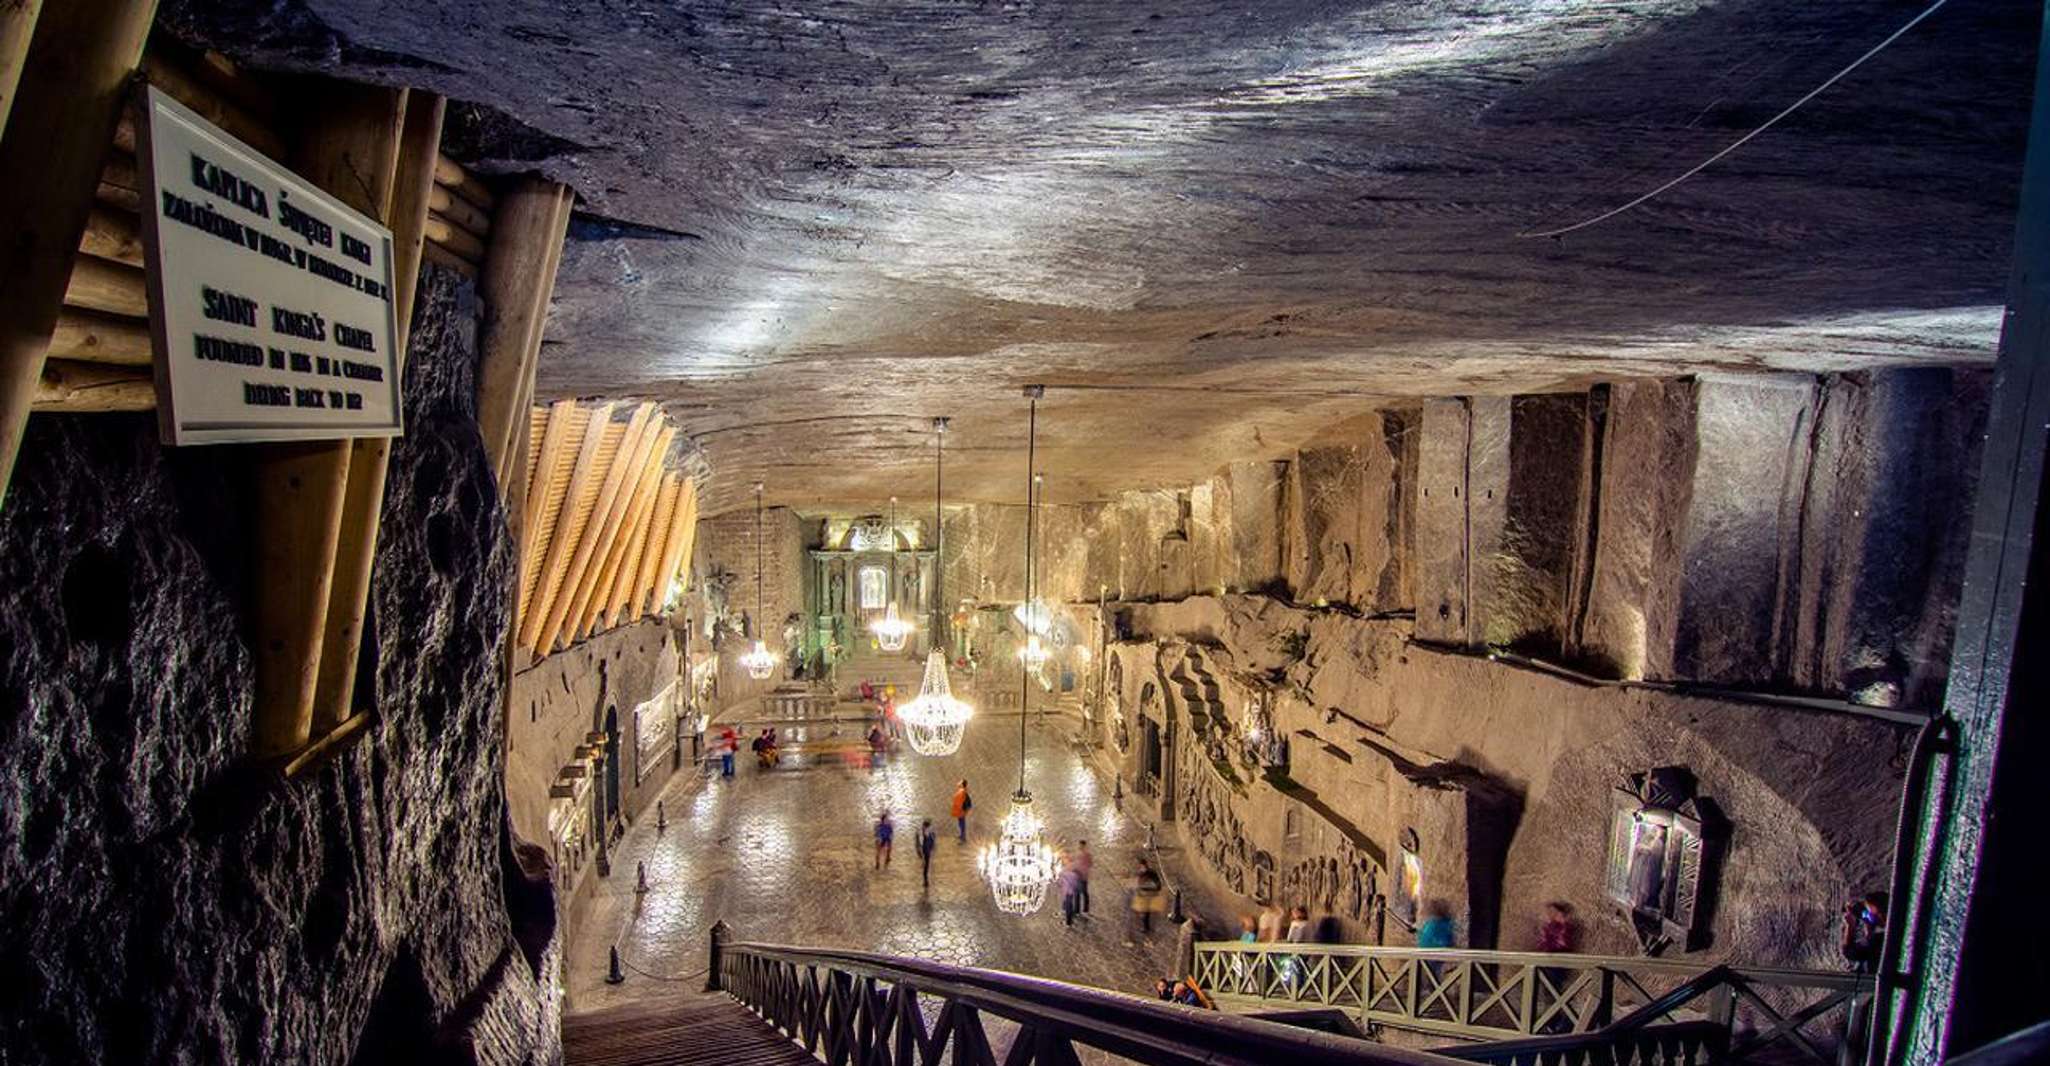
[{"left": 136, "top": 86, "right": 404, "bottom": 445}]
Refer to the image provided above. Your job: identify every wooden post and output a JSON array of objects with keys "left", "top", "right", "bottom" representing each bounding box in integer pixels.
[
  {"left": 0, "top": 0, "right": 156, "bottom": 510},
  {"left": 308, "top": 91, "right": 445, "bottom": 738},
  {"left": 477, "top": 177, "right": 571, "bottom": 482},
  {"left": 0, "top": 0, "right": 44, "bottom": 138},
  {"left": 249, "top": 82, "right": 409, "bottom": 759}
]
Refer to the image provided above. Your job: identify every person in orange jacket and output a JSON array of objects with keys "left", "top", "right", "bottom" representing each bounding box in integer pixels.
[{"left": 950, "top": 779, "right": 973, "bottom": 842}]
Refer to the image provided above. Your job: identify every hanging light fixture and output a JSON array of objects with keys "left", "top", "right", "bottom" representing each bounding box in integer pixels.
[
  {"left": 870, "top": 495, "right": 915, "bottom": 653},
  {"left": 739, "top": 481, "right": 779, "bottom": 681},
  {"left": 900, "top": 418, "right": 975, "bottom": 756},
  {"left": 1012, "top": 473, "right": 1052, "bottom": 639},
  {"left": 980, "top": 386, "right": 1059, "bottom": 914},
  {"left": 1017, "top": 471, "right": 1051, "bottom": 669}
]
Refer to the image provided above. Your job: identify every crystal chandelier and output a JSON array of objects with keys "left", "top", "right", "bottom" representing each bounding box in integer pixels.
[
  {"left": 900, "top": 417, "right": 975, "bottom": 756},
  {"left": 980, "top": 386, "right": 1058, "bottom": 914},
  {"left": 739, "top": 482, "right": 779, "bottom": 681},
  {"left": 869, "top": 496, "right": 915, "bottom": 653},
  {"left": 980, "top": 792, "right": 1059, "bottom": 915}
]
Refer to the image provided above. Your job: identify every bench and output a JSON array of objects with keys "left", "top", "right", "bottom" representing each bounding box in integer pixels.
[{"left": 752, "top": 732, "right": 900, "bottom": 770}]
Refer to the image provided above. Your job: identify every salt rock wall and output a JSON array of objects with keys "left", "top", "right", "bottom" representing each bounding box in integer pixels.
[
  {"left": 1119, "top": 595, "right": 1906, "bottom": 969},
  {"left": 507, "top": 619, "right": 683, "bottom": 900},
  {"left": 0, "top": 266, "right": 558, "bottom": 1065}
]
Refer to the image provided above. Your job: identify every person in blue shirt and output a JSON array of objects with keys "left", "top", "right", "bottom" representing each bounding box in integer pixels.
[
  {"left": 874, "top": 809, "right": 895, "bottom": 870},
  {"left": 1416, "top": 899, "right": 1457, "bottom": 948}
]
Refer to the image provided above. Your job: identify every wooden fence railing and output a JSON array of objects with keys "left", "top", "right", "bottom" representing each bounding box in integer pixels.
[
  {"left": 1194, "top": 941, "right": 1870, "bottom": 1063},
  {"left": 717, "top": 939, "right": 1469, "bottom": 1066}
]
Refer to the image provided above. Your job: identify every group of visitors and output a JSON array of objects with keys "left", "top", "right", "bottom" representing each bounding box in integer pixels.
[
  {"left": 868, "top": 782, "right": 971, "bottom": 887},
  {"left": 750, "top": 727, "right": 781, "bottom": 769}
]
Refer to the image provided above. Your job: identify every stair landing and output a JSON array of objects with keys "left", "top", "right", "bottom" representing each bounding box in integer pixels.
[{"left": 562, "top": 996, "right": 814, "bottom": 1066}]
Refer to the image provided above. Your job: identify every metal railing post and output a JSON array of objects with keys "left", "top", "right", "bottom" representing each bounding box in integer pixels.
[{"left": 706, "top": 919, "right": 731, "bottom": 992}]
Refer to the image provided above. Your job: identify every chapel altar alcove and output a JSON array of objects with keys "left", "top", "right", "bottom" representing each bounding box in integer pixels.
[{"left": 805, "top": 513, "right": 937, "bottom": 668}]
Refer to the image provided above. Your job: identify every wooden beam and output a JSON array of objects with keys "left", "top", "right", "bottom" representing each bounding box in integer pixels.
[
  {"left": 631, "top": 475, "right": 681, "bottom": 623},
  {"left": 586, "top": 425, "right": 672, "bottom": 637},
  {"left": 434, "top": 154, "right": 495, "bottom": 212},
  {"left": 520, "top": 401, "right": 613, "bottom": 653},
  {"left": 97, "top": 149, "right": 142, "bottom": 212},
  {"left": 77, "top": 203, "right": 143, "bottom": 267},
  {"left": 33, "top": 357, "right": 151, "bottom": 411},
  {"left": 309, "top": 89, "right": 442, "bottom": 738},
  {"left": 534, "top": 402, "right": 656, "bottom": 654},
  {"left": 249, "top": 81, "right": 408, "bottom": 758},
  {"left": 50, "top": 306, "right": 151, "bottom": 366},
  {"left": 519, "top": 402, "right": 587, "bottom": 618},
  {"left": 424, "top": 213, "right": 484, "bottom": 262},
  {"left": 62, "top": 254, "right": 147, "bottom": 316},
  {"left": 649, "top": 476, "right": 699, "bottom": 616},
  {"left": 0, "top": 0, "right": 43, "bottom": 140},
  {"left": 478, "top": 179, "right": 571, "bottom": 487},
  {"left": 0, "top": 0, "right": 157, "bottom": 508},
  {"left": 428, "top": 184, "right": 490, "bottom": 238},
  {"left": 139, "top": 49, "right": 287, "bottom": 160},
  {"left": 518, "top": 400, "right": 575, "bottom": 616}
]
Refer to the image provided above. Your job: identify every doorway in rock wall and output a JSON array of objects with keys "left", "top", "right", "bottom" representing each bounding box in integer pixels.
[
  {"left": 603, "top": 707, "right": 621, "bottom": 824},
  {"left": 1141, "top": 717, "right": 1163, "bottom": 795}
]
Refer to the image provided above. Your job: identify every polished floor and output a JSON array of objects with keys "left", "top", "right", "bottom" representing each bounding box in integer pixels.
[{"left": 564, "top": 706, "right": 1226, "bottom": 1016}]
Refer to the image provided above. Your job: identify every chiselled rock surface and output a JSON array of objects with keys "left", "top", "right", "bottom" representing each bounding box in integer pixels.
[
  {"left": 0, "top": 266, "right": 557, "bottom": 1065},
  {"left": 162, "top": 0, "right": 2028, "bottom": 513}
]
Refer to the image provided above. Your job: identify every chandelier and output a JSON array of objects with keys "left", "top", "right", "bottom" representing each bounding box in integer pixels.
[
  {"left": 740, "top": 482, "right": 779, "bottom": 681},
  {"left": 980, "top": 792, "right": 1059, "bottom": 915},
  {"left": 869, "top": 496, "right": 915, "bottom": 653},
  {"left": 899, "top": 417, "right": 975, "bottom": 756},
  {"left": 980, "top": 386, "right": 1058, "bottom": 914}
]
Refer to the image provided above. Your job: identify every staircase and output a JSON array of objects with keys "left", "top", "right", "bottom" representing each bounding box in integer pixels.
[
  {"left": 839, "top": 648, "right": 925, "bottom": 702},
  {"left": 562, "top": 996, "right": 817, "bottom": 1066}
]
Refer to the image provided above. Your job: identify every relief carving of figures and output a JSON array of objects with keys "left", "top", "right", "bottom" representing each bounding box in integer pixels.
[{"left": 701, "top": 569, "right": 738, "bottom": 650}]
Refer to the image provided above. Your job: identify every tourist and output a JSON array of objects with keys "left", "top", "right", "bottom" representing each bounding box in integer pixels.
[
  {"left": 1281, "top": 905, "right": 1312, "bottom": 991},
  {"left": 916, "top": 818, "right": 938, "bottom": 888},
  {"left": 1417, "top": 899, "right": 1456, "bottom": 948},
  {"left": 1256, "top": 900, "right": 1285, "bottom": 943},
  {"left": 718, "top": 725, "right": 738, "bottom": 778},
  {"left": 951, "top": 779, "right": 973, "bottom": 841},
  {"left": 1238, "top": 915, "right": 1258, "bottom": 943},
  {"left": 1059, "top": 863, "right": 1083, "bottom": 927},
  {"left": 874, "top": 809, "right": 895, "bottom": 870},
  {"left": 1132, "top": 857, "right": 1166, "bottom": 933},
  {"left": 1840, "top": 891, "right": 1888, "bottom": 973},
  {"left": 1537, "top": 902, "right": 1578, "bottom": 953},
  {"left": 1071, "top": 839, "right": 1094, "bottom": 914}
]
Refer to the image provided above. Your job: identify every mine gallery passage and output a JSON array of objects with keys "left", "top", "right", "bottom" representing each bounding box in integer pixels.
[{"left": 0, "top": 0, "right": 2042, "bottom": 1064}]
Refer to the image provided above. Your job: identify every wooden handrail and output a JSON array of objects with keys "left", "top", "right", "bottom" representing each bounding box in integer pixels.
[{"left": 723, "top": 940, "right": 1468, "bottom": 1066}]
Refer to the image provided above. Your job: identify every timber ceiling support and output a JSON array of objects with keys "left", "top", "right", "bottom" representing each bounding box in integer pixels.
[
  {"left": 309, "top": 89, "right": 447, "bottom": 744},
  {"left": 252, "top": 80, "right": 410, "bottom": 764},
  {"left": 0, "top": 0, "right": 156, "bottom": 510}
]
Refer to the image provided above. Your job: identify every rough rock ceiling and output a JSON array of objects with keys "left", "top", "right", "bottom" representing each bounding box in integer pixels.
[{"left": 172, "top": 0, "right": 2036, "bottom": 514}]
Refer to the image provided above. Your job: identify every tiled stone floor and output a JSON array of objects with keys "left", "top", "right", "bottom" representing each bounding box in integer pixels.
[{"left": 564, "top": 711, "right": 1228, "bottom": 1016}]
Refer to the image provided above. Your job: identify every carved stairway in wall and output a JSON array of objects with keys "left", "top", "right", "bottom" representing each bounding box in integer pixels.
[{"left": 1164, "top": 643, "right": 1229, "bottom": 736}]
